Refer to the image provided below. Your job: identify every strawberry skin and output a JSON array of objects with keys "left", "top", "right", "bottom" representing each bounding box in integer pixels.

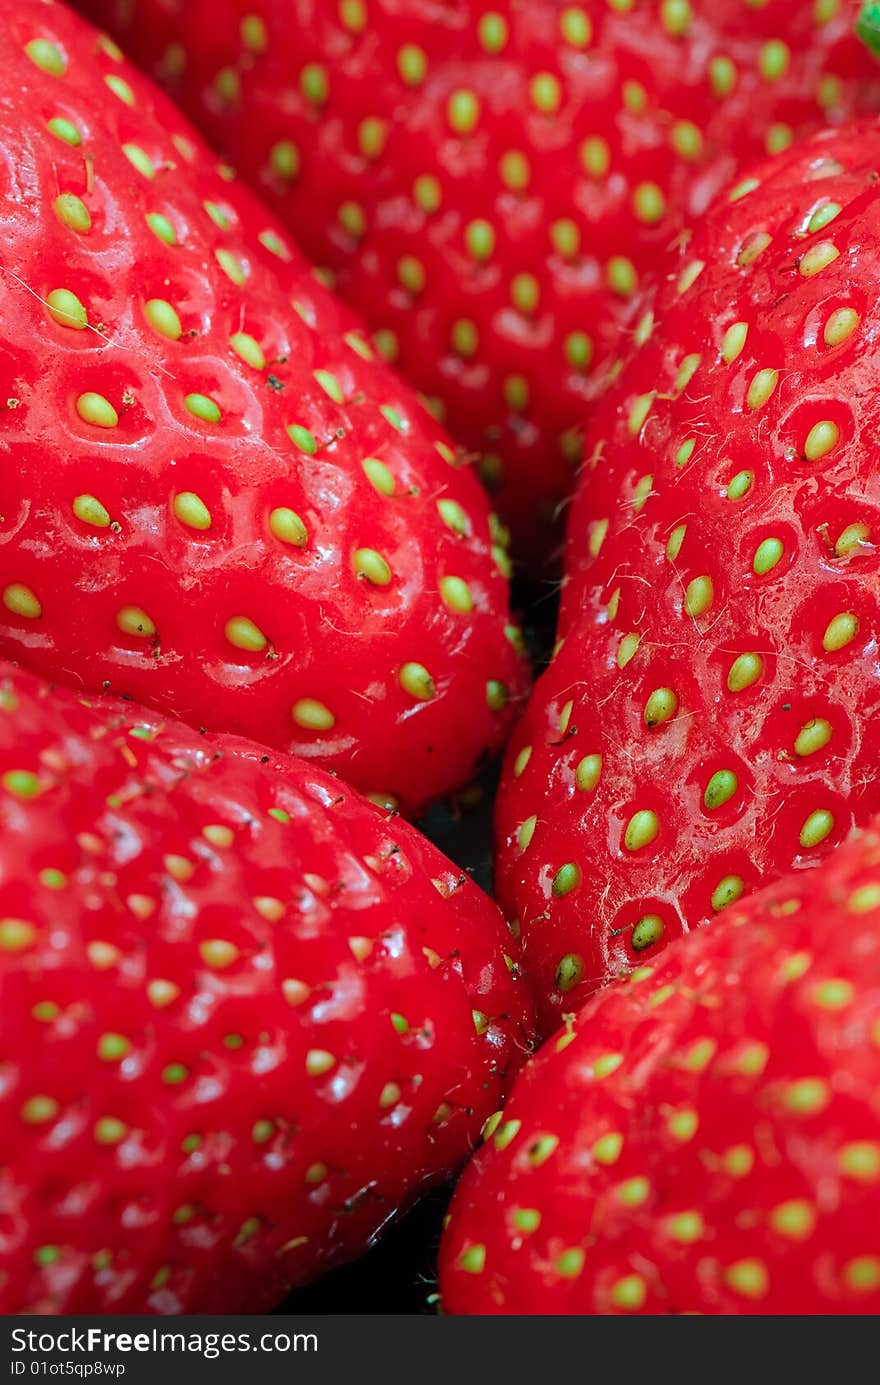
[
  {"left": 0, "top": 1, "right": 526, "bottom": 817},
  {"left": 75, "top": 0, "right": 878, "bottom": 562},
  {"left": 496, "top": 121, "right": 880, "bottom": 1032},
  {"left": 0, "top": 660, "right": 532, "bottom": 1314},
  {"left": 441, "top": 820, "right": 880, "bottom": 1315}
]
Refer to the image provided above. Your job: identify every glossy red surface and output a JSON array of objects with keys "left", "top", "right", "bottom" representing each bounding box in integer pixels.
[
  {"left": 441, "top": 819, "right": 880, "bottom": 1314},
  {"left": 0, "top": 661, "right": 533, "bottom": 1313},
  {"left": 0, "top": 0, "right": 527, "bottom": 816},
  {"left": 77, "top": 0, "right": 879, "bottom": 561},
  {"left": 496, "top": 122, "right": 880, "bottom": 1030}
]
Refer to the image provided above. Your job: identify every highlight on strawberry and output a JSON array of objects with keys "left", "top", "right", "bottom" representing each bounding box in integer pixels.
[
  {"left": 75, "top": 0, "right": 879, "bottom": 563},
  {"left": 0, "top": 0, "right": 527, "bottom": 818},
  {"left": 0, "top": 662, "right": 533, "bottom": 1314},
  {"left": 441, "top": 817, "right": 880, "bottom": 1315}
]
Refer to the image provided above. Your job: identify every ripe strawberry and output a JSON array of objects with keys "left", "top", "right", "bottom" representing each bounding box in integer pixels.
[
  {"left": 441, "top": 819, "right": 880, "bottom": 1315},
  {"left": 0, "top": 0, "right": 526, "bottom": 817},
  {"left": 0, "top": 660, "right": 532, "bottom": 1314},
  {"left": 496, "top": 120, "right": 880, "bottom": 1032},
  {"left": 75, "top": 0, "right": 878, "bottom": 563}
]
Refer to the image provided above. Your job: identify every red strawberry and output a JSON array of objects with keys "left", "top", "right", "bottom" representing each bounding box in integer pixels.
[
  {"left": 496, "top": 120, "right": 880, "bottom": 1032},
  {"left": 0, "top": 660, "right": 532, "bottom": 1314},
  {"left": 0, "top": 0, "right": 526, "bottom": 818},
  {"left": 441, "top": 819, "right": 880, "bottom": 1315},
  {"left": 75, "top": 0, "right": 878, "bottom": 563}
]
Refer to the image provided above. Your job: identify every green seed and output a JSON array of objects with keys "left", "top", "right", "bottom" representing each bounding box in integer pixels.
[
  {"left": 555, "top": 953, "right": 584, "bottom": 992},
  {"left": 800, "top": 809, "right": 834, "bottom": 849},
  {"left": 624, "top": 810, "right": 660, "bottom": 852},
  {"left": 727, "top": 652, "right": 763, "bottom": 692},
  {"left": 575, "top": 754, "right": 602, "bottom": 791},
  {"left": 46, "top": 288, "right": 87, "bottom": 331},
  {"left": 711, "top": 875, "right": 745, "bottom": 911},
  {"left": 824, "top": 307, "right": 859, "bottom": 347},
  {"left": 76, "top": 393, "right": 117, "bottom": 429},
  {"left": 726, "top": 470, "right": 754, "bottom": 501},
  {"left": 804, "top": 420, "right": 840, "bottom": 461},
  {"left": 644, "top": 687, "right": 678, "bottom": 728},
  {"left": 184, "top": 393, "right": 221, "bottom": 424},
  {"left": 823, "top": 612, "right": 858, "bottom": 652},
  {"left": 794, "top": 718, "right": 832, "bottom": 757},
  {"left": 552, "top": 863, "right": 581, "bottom": 898},
  {"left": 399, "top": 662, "right": 435, "bottom": 701},
  {"left": 753, "top": 536, "right": 784, "bottom": 575},
  {"left": 291, "top": 699, "right": 335, "bottom": 731},
  {"left": 704, "top": 770, "right": 738, "bottom": 811},
  {"left": 631, "top": 914, "right": 664, "bottom": 950}
]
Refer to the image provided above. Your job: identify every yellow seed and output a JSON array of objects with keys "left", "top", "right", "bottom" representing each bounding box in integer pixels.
[
  {"left": 3, "top": 584, "right": 42, "bottom": 619},
  {"left": 784, "top": 1076, "right": 830, "bottom": 1114},
  {"left": 363, "top": 459, "right": 395, "bottom": 496},
  {"left": 439, "top": 576, "right": 473, "bottom": 614},
  {"left": 633, "top": 181, "right": 666, "bottom": 225},
  {"left": 725, "top": 1258, "right": 770, "bottom": 1299},
  {"left": 73, "top": 494, "right": 110, "bottom": 527},
  {"left": 824, "top": 307, "right": 859, "bottom": 347},
  {"left": 617, "top": 632, "right": 640, "bottom": 668},
  {"left": 800, "top": 241, "right": 839, "bottom": 278},
  {"left": 203, "top": 824, "right": 234, "bottom": 849},
  {"left": 399, "top": 662, "right": 435, "bottom": 700},
  {"left": 122, "top": 144, "right": 155, "bottom": 179},
  {"left": 711, "top": 875, "right": 744, "bottom": 912},
  {"left": 794, "top": 718, "right": 832, "bottom": 757},
  {"left": 800, "top": 809, "right": 834, "bottom": 849},
  {"left": 746, "top": 368, "right": 779, "bottom": 411},
  {"left": 835, "top": 522, "right": 870, "bottom": 557},
  {"left": 269, "top": 507, "right": 308, "bottom": 548},
  {"left": 667, "top": 1211, "right": 704, "bottom": 1244},
  {"left": 513, "top": 745, "right": 532, "bottom": 778},
  {"left": 839, "top": 1142, "right": 880, "bottom": 1182},
  {"left": 575, "top": 754, "right": 602, "bottom": 791},
  {"left": 804, "top": 419, "right": 840, "bottom": 461},
  {"left": 592, "top": 1132, "right": 623, "bottom": 1165},
  {"left": 291, "top": 699, "right": 335, "bottom": 731},
  {"left": 644, "top": 688, "right": 678, "bottom": 728},
  {"left": 46, "top": 288, "right": 87, "bottom": 330},
  {"left": 25, "top": 38, "right": 67, "bottom": 75},
  {"left": 721, "top": 321, "right": 748, "bottom": 364},
  {"left": 0, "top": 919, "right": 37, "bottom": 952},
  {"left": 21, "top": 1095, "right": 60, "bottom": 1124},
  {"left": 844, "top": 1256, "right": 880, "bottom": 1292},
  {"left": 753, "top": 537, "right": 784, "bottom": 575},
  {"left": 184, "top": 393, "right": 221, "bottom": 424},
  {"left": 517, "top": 815, "right": 537, "bottom": 851},
  {"left": 666, "top": 524, "right": 687, "bottom": 561},
  {"left": 610, "top": 1275, "right": 647, "bottom": 1311},
  {"left": 353, "top": 548, "right": 392, "bottom": 586},
  {"left": 199, "top": 939, "right": 240, "bottom": 970},
  {"left": 143, "top": 299, "right": 182, "bottom": 340},
  {"left": 727, "top": 652, "right": 763, "bottom": 692},
  {"left": 116, "top": 606, "right": 155, "bottom": 639},
  {"left": 722, "top": 1144, "right": 754, "bottom": 1177},
  {"left": 684, "top": 575, "right": 713, "bottom": 618},
  {"left": 624, "top": 810, "right": 660, "bottom": 852},
  {"left": 822, "top": 611, "right": 857, "bottom": 651},
  {"left": 225, "top": 616, "right": 268, "bottom": 652},
  {"left": 305, "top": 1048, "right": 336, "bottom": 1077},
  {"left": 173, "top": 492, "right": 212, "bottom": 531},
  {"left": 76, "top": 393, "right": 118, "bottom": 429},
  {"left": 632, "top": 914, "right": 664, "bottom": 950}
]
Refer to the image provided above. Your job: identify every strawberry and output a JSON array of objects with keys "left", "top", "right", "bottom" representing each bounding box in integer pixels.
[
  {"left": 0, "top": 660, "right": 532, "bottom": 1314},
  {"left": 0, "top": 0, "right": 526, "bottom": 817},
  {"left": 441, "top": 819, "right": 880, "bottom": 1315},
  {"left": 496, "top": 120, "right": 880, "bottom": 1032},
  {"left": 75, "top": 0, "right": 878, "bottom": 563}
]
